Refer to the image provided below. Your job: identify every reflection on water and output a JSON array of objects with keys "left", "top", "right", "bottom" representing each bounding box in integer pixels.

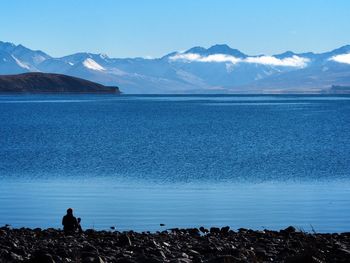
[
  {"left": 0, "top": 94, "right": 349, "bottom": 232},
  {"left": 202, "top": 102, "right": 313, "bottom": 106},
  {"left": 0, "top": 178, "right": 349, "bottom": 233}
]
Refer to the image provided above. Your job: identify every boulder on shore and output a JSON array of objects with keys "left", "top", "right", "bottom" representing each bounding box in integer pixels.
[{"left": 0, "top": 226, "right": 349, "bottom": 262}]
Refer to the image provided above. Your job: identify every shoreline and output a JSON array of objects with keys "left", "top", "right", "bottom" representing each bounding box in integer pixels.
[{"left": 1, "top": 226, "right": 349, "bottom": 262}]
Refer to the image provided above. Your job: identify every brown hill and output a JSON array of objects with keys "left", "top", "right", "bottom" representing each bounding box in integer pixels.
[{"left": 0, "top": 73, "right": 120, "bottom": 93}]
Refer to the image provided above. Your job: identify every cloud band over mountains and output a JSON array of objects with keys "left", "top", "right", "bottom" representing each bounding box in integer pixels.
[
  {"left": 169, "top": 53, "right": 310, "bottom": 68},
  {"left": 330, "top": 53, "right": 350, "bottom": 64}
]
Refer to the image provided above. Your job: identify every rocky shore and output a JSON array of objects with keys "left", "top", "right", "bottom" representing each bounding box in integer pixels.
[{"left": 0, "top": 226, "right": 349, "bottom": 263}]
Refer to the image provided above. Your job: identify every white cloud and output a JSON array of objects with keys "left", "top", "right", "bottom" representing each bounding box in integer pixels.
[
  {"left": 329, "top": 53, "right": 350, "bottom": 64},
  {"left": 170, "top": 53, "right": 240, "bottom": 64},
  {"left": 170, "top": 53, "right": 202, "bottom": 62},
  {"left": 169, "top": 53, "right": 309, "bottom": 68},
  {"left": 245, "top": 55, "right": 309, "bottom": 67},
  {"left": 202, "top": 54, "right": 241, "bottom": 64},
  {"left": 82, "top": 58, "right": 105, "bottom": 71}
]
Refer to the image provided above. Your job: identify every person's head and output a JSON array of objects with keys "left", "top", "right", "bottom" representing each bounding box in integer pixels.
[
  {"left": 67, "top": 208, "right": 73, "bottom": 215},
  {"left": 77, "top": 218, "right": 81, "bottom": 223}
]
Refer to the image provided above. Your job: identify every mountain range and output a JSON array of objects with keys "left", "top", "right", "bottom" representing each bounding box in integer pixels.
[{"left": 1, "top": 41, "right": 350, "bottom": 94}]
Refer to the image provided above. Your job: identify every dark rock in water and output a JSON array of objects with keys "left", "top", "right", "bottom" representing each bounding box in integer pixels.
[
  {"left": 210, "top": 227, "right": 221, "bottom": 234},
  {"left": 170, "top": 228, "right": 180, "bottom": 233},
  {"left": 199, "top": 226, "right": 209, "bottom": 233},
  {"left": 187, "top": 228, "right": 200, "bottom": 236},
  {"left": 238, "top": 228, "right": 248, "bottom": 233},
  {"left": 285, "top": 226, "right": 296, "bottom": 233},
  {"left": 281, "top": 226, "right": 297, "bottom": 234},
  {"left": 221, "top": 226, "right": 230, "bottom": 234},
  {"left": 85, "top": 229, "right": 97, "bottom": 235}
]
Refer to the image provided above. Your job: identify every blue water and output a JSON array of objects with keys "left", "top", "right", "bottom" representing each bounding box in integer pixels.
[{"left": 0, "top": 94, "right": 349, "bottom": 232}]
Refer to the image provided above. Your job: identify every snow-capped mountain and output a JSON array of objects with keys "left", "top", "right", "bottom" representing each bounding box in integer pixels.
[
  {"left": 0, "top": 42, "right": 50, "bottom": 72},
  {"left": 1, "top": 41, "right": 350, "bottom": 93}
]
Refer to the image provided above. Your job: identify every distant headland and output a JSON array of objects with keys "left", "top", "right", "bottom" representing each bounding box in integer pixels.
[{"left": 0, "top": 73, "right": 120, "bottom": 94}]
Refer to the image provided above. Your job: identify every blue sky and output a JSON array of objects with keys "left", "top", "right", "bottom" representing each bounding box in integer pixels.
[{"left": 1, "top": 0, "right": 349, "bottom": 58}]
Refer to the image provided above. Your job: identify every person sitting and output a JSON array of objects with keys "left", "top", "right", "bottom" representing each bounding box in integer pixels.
[
  {"left": 62, "top": 208, "right": 78, "bottom": 234},
  {"left": 77, "top": 217, "right": 83, "bottom": 234}
]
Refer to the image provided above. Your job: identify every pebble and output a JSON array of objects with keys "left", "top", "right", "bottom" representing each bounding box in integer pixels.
[{"left": 0, "top": 226, "right": 349, "bottom": 262}]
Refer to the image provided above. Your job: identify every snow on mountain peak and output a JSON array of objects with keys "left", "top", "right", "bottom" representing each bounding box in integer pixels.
[
  {"left": 82, "top": 58, "right": 105, "bottom": 71},
  {"left": 11, "top": 55, "right": 31, "bottom": 70}
]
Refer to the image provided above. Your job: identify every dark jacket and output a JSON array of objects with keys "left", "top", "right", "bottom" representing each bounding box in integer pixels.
[{"left": 62, "top": 214, "right": 78, "bottom": 233}]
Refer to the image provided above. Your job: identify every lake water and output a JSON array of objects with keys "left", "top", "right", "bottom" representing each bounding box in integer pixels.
[{"left": 0, "top": 94, "right": 349, "bottom": 233}]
